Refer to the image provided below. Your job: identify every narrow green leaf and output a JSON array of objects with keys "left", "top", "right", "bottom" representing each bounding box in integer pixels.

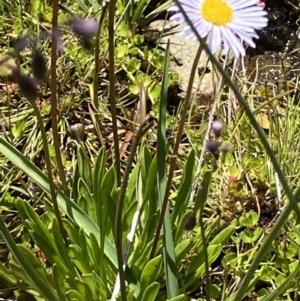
[
  {"left": 52, "top": 218, "right": 77, "bottom": 277},
  {"left": 89, "top": 232, "right": 101, "bottom": 273},
  {"left": 77, "top": 145, "right": 92, "bottom": 189},
  {"left": 172, "top": 149, "right": 195, "bottom": 224},
  {"left": 210, "top": 225, "right": 235, "bottom": 245},
  {"left": 53, "top": 264, "right": 67, "bottom": 301},
  {"left": 167, "top": 294, "right": 187, "bottom": 301},
  {"left": 93, "top": 146, "right": 107, "bottom": 226},
  {"left": 82, "top": 272, "right": 108, "bottom": 300},
  {"left": 157, "top": 40, "right": 179, "bottom": 298},
  {"left": 144, "top": 154, "right": 157, "bottom": 209},
  {"left": 132, "top": 0, "right": 151, "bottom": 23},
  {"left": 67, "top": 289, "right": 85, "bottom": 301},
  {"left": 76, "top": 279, "right": 94, "bottom": 301},
  {"left": 140, "top": 255, "right": 162, "bottom": 293},
  {"left": 140, "top": 282, "right": 160, "bottom": 301},
  {"left": 68, "top": 245, "right": 92, "bottom": 274},
  {"left": 175, "top": 239, "right": 193, "bottom": 264},
  {"left": 0, "top": 263, "right": 17, "bottom": 284},
  {"left": 184, "top": 244, "right": 222, "bottom": 288},
  {"left": 16, "top": 200, "right": 56, "bottom": 251},
  {"left": 78, "top": 178, "right": 97, "bottom": 222},
  {"left": 0, "top": 216, "right": 59, "bottom": 301}
]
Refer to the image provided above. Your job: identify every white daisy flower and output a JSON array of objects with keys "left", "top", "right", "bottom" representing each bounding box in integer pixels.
[{"left": 168, "top": 0, "right": 268, "bottom": 58}]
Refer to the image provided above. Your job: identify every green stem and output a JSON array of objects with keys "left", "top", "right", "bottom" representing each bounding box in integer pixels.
[
  {"left": 93, "top": 3, "right": 108, "bottom": 110},
  {"left": 92, "top": 4, "right": 108, "bottom": 147},
  {"left": 51, "top": 0, "right": 68, "bottom": 195},
  {"left": 199, "top": 197, "right": 210, "bottom": 301},
  {"left": 150, "top": 45, "right": 203, "bottom": 259},
  {"left": 115, "top": 118, "right": 155, "bottom": 301},
  {"left": 108, "top": 0, "right": 121, "bottom": 187},
  {"left": 31, "top": 101, "right": 68, "bottom": 246}
]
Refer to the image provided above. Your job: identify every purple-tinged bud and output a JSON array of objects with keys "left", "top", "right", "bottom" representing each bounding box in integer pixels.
[
  {"left": 206, "top": 140, "right": 220, "bottom": 160},
  {"left": 67, "top": 123, "right": 85, "bottom": 143},
  {"left": 185, "top": 213, "right": 196, "bottom": 231},
  {"left": 31, "top": 50, "right": 47, "bottom": 81},
  {"left": 211, "top": 119, "right": 222, "bottom": 138},
  {"left": 17, "top": 74, "right": 38, "bottom": 101},
  {"left": 70, "top": 17, "right": 99, "bottom": 39}
]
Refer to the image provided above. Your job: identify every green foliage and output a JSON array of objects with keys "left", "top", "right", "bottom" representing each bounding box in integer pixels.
[{"left": 1, "top": 0, "right": 300, "bottom": 300}]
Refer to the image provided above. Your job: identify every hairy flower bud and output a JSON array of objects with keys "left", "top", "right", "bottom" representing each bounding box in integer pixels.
[
  {"left": 31, "top": 50, "right": 47, "bottom": 81},
  {"left": 67, "top": 123, "right": 85, "bottom": 143},
  {"left": 184, "top": 213, "right": 196, "bottom": 231},
  {"left": 17, "top": 74, "right": 38, "bottom": 101},
  {"left": 211, "top": 119, "right": 222, "bottom": 138},
  {"left": 206, "top": 140, "right": 220, "bottom": 160},
  {"left": 70, "top": 17, "right": 99, "bottom": 39}
]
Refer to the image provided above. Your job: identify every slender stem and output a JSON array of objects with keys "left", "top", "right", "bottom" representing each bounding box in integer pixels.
[
  {"left": 93, "top": 3, "right": 108, "bottom": 110},
  {"left": 108, "top": 0, "right": 121, "bottom": 187},
  {"left": 150, "top": 45, "right": 203, "bottom": 259},
  {"left": 173, "top": 0, "right": 300, "bottom": 220},
  {"left": 199, "top": 201, "right": 210, "bottom": 301},
  {"left": 189, "top": 58, "right": 227, "bottom": 206},
  {"left": 31, "top": 101, "right": 68, "bottom": 246},
  {"left": 115, "top": 118, "right": 155, "bottom": 301},
  {"left": 51, "top": 0, "right": 68, "bottom": 194}
]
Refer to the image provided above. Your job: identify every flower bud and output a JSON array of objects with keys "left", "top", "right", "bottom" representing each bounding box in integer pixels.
[
  {"left": 206, "top": 140, "right": 220, "bottom": 160},
  {"left": 70, "top": 17, "right": 99, "bottom": 40},
  {"left": 31, "top": 50, "right": 47, "bottom": 81},
  {"left": 211, "top": 119, "right": 222, "bottom": 138},
  {"left": 67, "top": 123, "right": 85, "bottom": 143},
  {"left": 184, "top": 213, "right": 196, "bottom": 231},
  {"left": 17, "top": 74, "right": 38, "bottom": 101}
]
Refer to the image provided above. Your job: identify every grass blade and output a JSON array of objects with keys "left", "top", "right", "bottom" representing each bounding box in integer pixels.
[{"left": 156, "top": 40, "right": 179, "bottom": 298}]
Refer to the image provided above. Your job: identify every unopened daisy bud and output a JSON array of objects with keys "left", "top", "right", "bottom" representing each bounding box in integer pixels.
[
  {"left": 17, "top": 74, "right": 38, "bottom": 101},
  {"left": 206, "top": 140, "right": 220, "bottom": 160},
  {"left": 70, "top": 17, "right": 99, "bottom": 40},
  {"left": 32, "top": 50, "right": 47, "bottom": 81},
  {"left": 184, "top": 213, "right": 196, "bottom": 231},
  {"left": 67, "top": 123, "right": 85, "bottom": 143},
  {"left": 211, "top": 119, "right": 222, "bottom": 138}
]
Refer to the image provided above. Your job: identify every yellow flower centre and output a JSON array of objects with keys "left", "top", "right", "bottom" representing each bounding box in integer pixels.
[{"left": 201, "top": 0, "right": 233, "bottom": 26}]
